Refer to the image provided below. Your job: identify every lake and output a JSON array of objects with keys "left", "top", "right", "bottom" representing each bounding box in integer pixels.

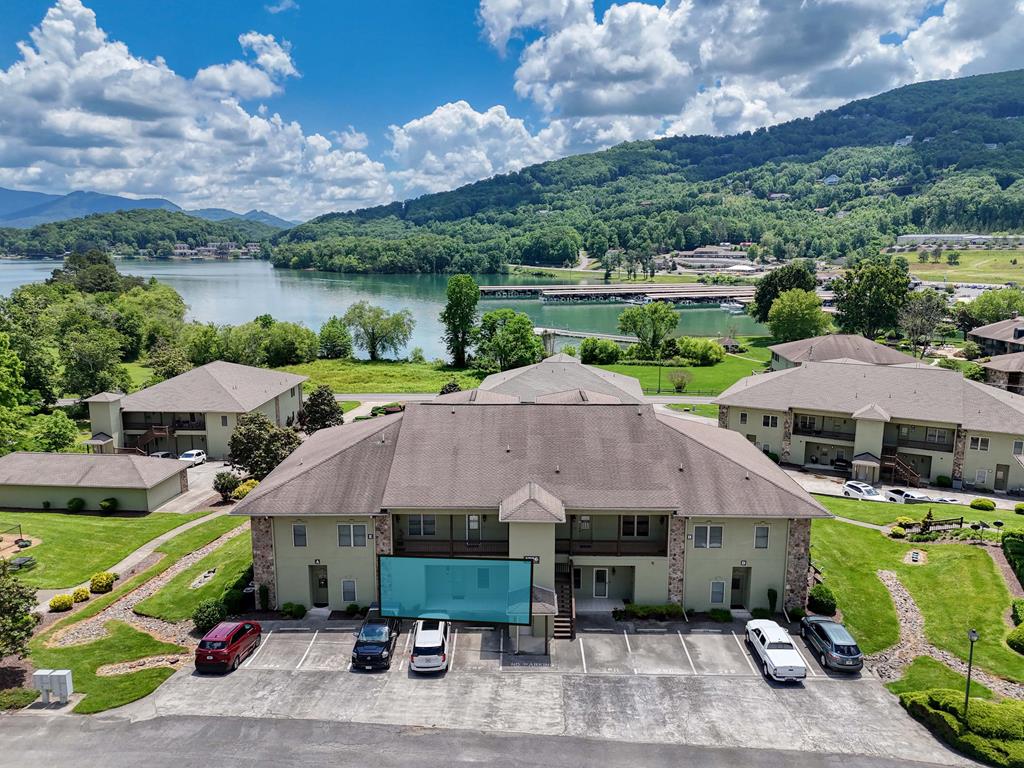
[{"left": 0, "top": 259, "right": 766, "bottom": 358}]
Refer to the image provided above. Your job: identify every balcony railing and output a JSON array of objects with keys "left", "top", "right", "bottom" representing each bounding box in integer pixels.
[
  {"left": 555, "top": 539, "right": 667, "bottom": 556},
  {"left": 884, "top": 438, "right": 954, "bottom": 453},
  {"left": 792, "top": 425, "right": 856, "bottom": 441},
  {"left": 393, "top": 539, "right": 509, "bottom": 557},
  {"left": 123, "top": 419, "right": 206, "bottom": 431}
]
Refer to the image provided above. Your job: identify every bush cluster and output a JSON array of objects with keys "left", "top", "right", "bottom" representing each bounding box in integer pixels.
[
  {"left": 895, "top": 516, "right": 917, "bottom": 527},
  {"left": 935, "top": 475, "right": 953, "bottom": 488},
  {"left": 902, "top": 689, "right": 1024, "bottom": 767},
  {"left": 807, "top": 583, "right": 838, "bottom": 616},
  {"left": 1008, "top": 626, "right": 1024, "bottom": 656},
  {"left": 1015, "top": 503, "right": 1024, "bottom": 515},
  {"left": 48, "top": 594, "right": 73, "bottom": 612},
  {"left": 66, "top": 497, "right": 85, "bottom": 512},
  {"left": 98, "top": 497, "right": 118, "bottom": 512},
  {"left": 213, "top": 472, "right": 242, "bottom": 502},
  {"left": 72, "top": 587, "right": 90, "bottom": 603},
  {"left": 89, "top": 571, "right": 115, "bottom": 594},
  {"left": 231, "top": 479, "right": 259, "bottom": 500},
  {"left": 1013, "top": 599, "right": 1024, "bottom": 627},
  {"left": 611, "top": 604, "right": 686, "bottom": 622},
  {"left": 708, "top": 608, "right": 733, "bottom": 622},
  {"left": 192, "top": 599, "right": 228, "bottom": 634},
  {"left": 971, "top": 498, "right": 997, "bottom": 511},
  {"left": 889, "top": 525, "right": 907, "bottom": 539},
  {"left": 579, "top": 337, "right": 621, "bottom": 364},
  {"left": 281, "top": 602, "right": 307, "bottom": 619}
]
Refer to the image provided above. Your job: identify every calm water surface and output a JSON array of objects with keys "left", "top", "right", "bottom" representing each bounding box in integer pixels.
[{"left": 0, "top": 259, "right": 766, "bottom": 358}]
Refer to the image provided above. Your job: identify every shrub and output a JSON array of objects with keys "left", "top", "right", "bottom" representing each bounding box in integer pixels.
[
  {"left": 708, "top": 608, "right": 732, "bottom": 622},
  {"left": 1015, "top": 503, "right": 1024, "bottom": 515},
  {"left": 42, "top": 501, "right": 50, "bottom": 509},
  {"left": 890, "top": 525, "right": 907, "bottom": 539},
  {"left": 808, "top": 583, "right": 837, "bottom": 616},
  {"left": 72, "top": 587, "right": 90, "bottom": 603},
  {"left": 66, "top": 497, "right": 85, "bottom": 512},
  {"left": 231, "top": 479, "right": 259, "bottom": 500},
  {"left": 213, "top": 472, "right": 242, "bottom": 502},
  {"left": 222, "top": 589, "right": 245, "bottom": 614},
  {"left": 751, "top": 607, "right": 774, "bottom": 620},
  {"left": 767, "top": 588, "right": 778, "bottom": 613},
  {"left": 667, "top": 369, "right": 692, "bottom": 393},
  {"left": 788, "top": 607, "right": 806, "bottom": 620},
  {"left": 0, "top": 688, "right": 39, "bottom": 710},
  {"left": 611, "top": 603, "right": 686, "bottom": 622},
  {"left": 895, "top": 516, "right": 916, "bottom": 527},
  {"left": 1013, "top": 599, "right": 1024, "bottom": 627},
  {"left": 1008, "top": 626, "right": 1024, "bottom": 655},
  {"left": 280, "top": 602, "right": 307, "bottom": 619},
  {"left": 345, "top": 602, "right": 361, "bottom": 616},
  {"left": 438, "top": 379, "right": 462, "bottom": 395},
  {"left": 971, "top": 498, "right": 997, "bottom": 511},
  {"left": 258, "top": 584, "right": 269, "bottom": 611},
  {"left": 935, "top": 475, "right": 953, "bottom": 488},
  {"left": 765, "top": 451, "right": 780, "bottom": 463},
  {"left": 48, "top": 594, "right": 73, "bottom": 612},
  {"left": 909, "top": 532, "right": 942, "bottom": 542},
  {"left": 192, "top": 599, "right": 227, "bottom": 634},
  {"left": 560, "top": 345, "right": 577, "bottom": 358},
  {"left": 89, "top": 571, "right": 115, "bottom": 594},
  {"left": 961, "top": 340, "right": 982, "bottom": 360},
  {"left": 579, "top": 337, "right": 621, "bottom": 364}
]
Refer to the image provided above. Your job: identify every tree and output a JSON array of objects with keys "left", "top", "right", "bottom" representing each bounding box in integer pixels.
[
  {"left": 475, "top": 309, "right": 544, "bottom": 371},
  {"left": 946, "top": 250, "right": 961, "bottom": 266},
  {"left": 301, "top": 385, "right": 344, "bottom": 433},
  {"left": 0, "top": 333, "right": 24, "bottom": 455},
  {"left": 898, "top": 289, "right": 947, "bottom": 357},
  {"left": 213, "top": 471, "right": 242, "bottom": 502},
  {"left": 343, "top": 301, "right": 415, "bottom": 361},
  {"left": 60, "top": 330, "right": 132, "bottom": 398},
  {"left": 180, "top": 323, "right": 222, "bottom": 366},
  {"left": 833, "top": 261, "right": 910, "bottom": 338},
  {"left": 617, "top": 302, "right": 679, "bottom": 358},
  {"left": 767, "top": 289, "right": 831, "bottom": 342},
  {"left": 264, "top": 322, "right": 318, "bottom": 367},
  {"left": 750, "top": 261, "right": 816, "bottom": 322},
  {"left": 34, "top": 410, "right": 79, "bottom": 452},
  {"left": 0, "top": 561, "right": 38, "bottom": 658},
  {"left": 579, "top": 337, "right": 621, "bottom": 364},
  {"left": 439, "top": 274, "right": 479, "bottom": 368},
  {"left": 968, "top": 288, "right": 1024, "bottom": 326},
  {"left": 439, "top": 379, "right": 462, "bottom": 395},
  {"left": 146, "top": 343, "right": 192, "bottom": 383},
  {"left": 228, "top": 412, "right": 301, "bottom": 481},
  {"left": 951, "top": 303, "right": 980, "bottom": 339},
  {"left": 318, "top": 316, "right": 353, "bottom": 359}
]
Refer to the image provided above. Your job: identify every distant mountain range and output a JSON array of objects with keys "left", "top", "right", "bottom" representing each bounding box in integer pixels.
[{"left": 0, "top": 187, "right": 296, "bottom": 229}]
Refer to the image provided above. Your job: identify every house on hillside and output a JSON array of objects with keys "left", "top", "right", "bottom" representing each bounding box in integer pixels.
[
  {"left": 232, "top": 360, "right": 827, "bottom": 640},
  {"left": 982, "top": 353, "right": 1024, "bottom": 395},
  {"left": 822, "top": 174, "right": 841, "bottom": 186},
  {"left": 716, "top": 361, "right": 1024, "bottom": 491},
  {"left": 85, "top": 361, "right": 307, "bottom": 460},
  {"left": 768, "top": 334, "right": 917, "bottom": 370},
  {"left": 969, "top": 318, "right": 1024, "bottom": 357}
]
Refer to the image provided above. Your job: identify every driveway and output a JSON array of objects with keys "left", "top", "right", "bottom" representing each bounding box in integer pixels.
[
  {"left": 118, "top": 622, "right": 967, "bottom": 766},
  {"left": 153, "top": 460, "right": 226, "bottom": 514}
]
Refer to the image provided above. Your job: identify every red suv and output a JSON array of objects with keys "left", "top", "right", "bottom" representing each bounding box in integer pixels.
[{"left": 195, "top": 621, "right": 261, "bottom": 673}]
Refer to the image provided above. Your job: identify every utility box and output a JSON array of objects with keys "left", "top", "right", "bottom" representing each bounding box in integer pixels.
[
  {"left": 32, "top": 669, "right": 54, "bottom": 705},
  {"left": 50, "top": 670, "right": 73, "bottom": 704}
]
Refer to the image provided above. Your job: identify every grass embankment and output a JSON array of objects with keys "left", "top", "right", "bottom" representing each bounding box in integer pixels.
[
  {"left": 887, "top": 656, "right": 994, "bottom": 699},
  {"left": 599, "top": 356, "right": 768, "bottom": 395},
  {"left": 339, "top": 400, "right": 360, "bottom": 413},
  {"left": 666, "top": 403, "right": 719, "bottom": 418},
  {"left": 811, "top": 519, "right": 1024, "bottom": 681},
  {"left": 817, "top": 495, "right": 1024, "bottom": 531},
  {"left": 0, "top": 510, "right": 208, "bottom": 588},
  {"left": 908, "top": 249, "right": 1024, "bottom": 284},
  {"left": 27, "top": 513, "right": 243, "bottom": 713},
  {"left": 124, "top": 362, "right": 154, "bottom": 389},
  {"left": 278, "top": 359, "right": 483, "bottom": 393}
]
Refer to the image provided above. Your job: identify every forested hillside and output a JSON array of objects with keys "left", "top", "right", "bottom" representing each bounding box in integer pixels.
[
  {"left": 0, "top": 209, "right": 278, "bottom": 257},
  {"left": 272, "top": 69, "right": 1024, "bottom": 274}
]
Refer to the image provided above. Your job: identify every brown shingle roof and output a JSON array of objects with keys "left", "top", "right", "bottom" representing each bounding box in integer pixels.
[
  {"left": 479, "top": 356, "right": 643, "bottom": 402},
  {"left": 770, "top": 334, "right": 915, "bottom": 366},
  {"left": 499, "top": 483, "right": 566, "bottom": 523},
  {"left": 982, "top": 352, "right": 1024, "bottom": 373},
  {"left": 115, "top": 361, "right": 307, "bottom": 413},
  {"left": 0, "top": 452, "right": 184, "bottom": 490},
  {"left": 969, "top": 318, "right": 1024, "bottom": 344},
  {"left": 717, "top": 361, "right": 1024, "bottom": 433}
]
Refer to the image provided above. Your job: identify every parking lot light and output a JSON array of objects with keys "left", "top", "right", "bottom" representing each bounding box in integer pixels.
[{"left": 964, "top": 628, "right": 979, "bottom": 726}]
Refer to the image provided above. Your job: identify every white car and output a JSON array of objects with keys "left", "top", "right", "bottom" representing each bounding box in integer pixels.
[
  {"left": 178, "top": 449, "right": 207, "bottom": 467},
  {"left": 842, "top": 480, "right": 882, "bottom": 500},
  {"left": 745, "top": 619, "right": 807, "bottom": 682},
  {"left": 929, "top": 495, "right": 959, "bottom": 504},
  {"left": 148, "top": 451, "right": 175, "bottom": 459},
  {"left": 885, "top": 488, "right": 930, "bottom": 504},
  {"left": 409, "top": 619, "right": 451, "bottom": 673}
]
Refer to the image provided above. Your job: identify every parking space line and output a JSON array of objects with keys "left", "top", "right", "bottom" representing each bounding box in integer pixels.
[
  {"left": 449, "top": 627, "right": 458, "bottom": 671},
  {"left": 677, "top": 631, "right": 697, "bottom": 674},
  {"left": 296, "top": 630, "right": 318, "bottom": 669},
  {"left": 499, "top": 629, "right": 504, "bottom": 669},
  {"left": 732, "top": 631, "right": 758, "bottom": 674},
  {"left": 242, "top": 630, "right": 272, "bottom": 668},
  {"left": 622, "top": 630, "right": 632, "bottom": 654},
  {"left": 578, "top": 637, "right": 587, "bottom": 674},
  {"left": 792, "top": 641, "right": 818, "bottom": 676}
]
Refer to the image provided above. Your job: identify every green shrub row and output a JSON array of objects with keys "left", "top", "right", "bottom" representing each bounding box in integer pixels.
[
  {"left": 611, "top": 603, "right": 686, "bottom": 622},
  {"left": 808, "top": 583, "right": 837, "bottom": 616},
  {"left": 971, "top": 498, "right": 997, "bottom": 511},
  {"left": 90, "top": 571, "right": 115, "bottom": 594},
  {"left": 0, "top": 688, "right": 39, "bottom": 710},
  {"left": 280, "top": 602, "right": 308, "bottom": 619},
  {"left": 1013, "top": 599, "right": 1024, "bottom": 627},
  {"left": 1004, "top": 534, "right": 1024, "bottom": 592},
  {"left": 48, "top": 594, "right": 73, "bottom": 612},
  {"left": 902, "top": 689, "right": 1024, "bottom": 767},
  {"left": 707, "top": 608, "right": 733, "bottom": 622}
]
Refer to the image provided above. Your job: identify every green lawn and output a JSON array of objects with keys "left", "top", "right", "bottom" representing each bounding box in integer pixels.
[
  {"left": 30, "top": 621, "right": 183, "bottom": 714},
  {"left": 135, "top": 530, "right": 251, "bottom": 621},
  {"left": 812, "top": 519, "right": 1024, "bottom": 681},
  {"left": 278, "top": 360, "right": 483, "bottom": 393},
  {"left": 886, "top": 656, "right": 993, "bottom": 699},
  {"left": 124, "top": 362, "right": 154, "bottom": 389},
  {"left": 666, "top": 403, "right": 719, "bottom": 419},
  {"left": 0, "top": 510, "right": 209, "bottom": 588},
  {"left": 153, "top": 514, "right": 246, "bottom": 558},
  {"left": 817, "top": 495, "right": 1024, "bottom": 531},
  {"left": 339, "top": 400, "right": 360, "bottom": 413},
  {"left": 908, "top": 249, "right": 1024, "bottom": 284},
  {"left": 599, "top": 353, "right": 769, "bottom": 395}
]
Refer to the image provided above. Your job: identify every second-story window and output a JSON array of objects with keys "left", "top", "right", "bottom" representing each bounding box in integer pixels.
[
  {"left": 292, "top": 524, "right": 307, "bottom": 548},
  {"left": 1014, "top": 440, "right": 1024, "bottom": 456},
  {"left": 621, "top": 515, "right": 650, "bottom": 537},
  {"left": 739, "top": 412, "right": 748, "bottom": 425},
  {"left": 762, "top": 415, "right": 778, "bottom": 428},
  {"left": 754, "top": 525, "right": 769, "bottom": 549},
  {"left": 408, "top": 514, "right": 436, "bottom": 536},
  {"left": 338, "top": 523, "right": 367, "bottom": 547},
  {"left": 970, "top": 436, "right": 990, "bottom": 452},
  {"left": 694, "top": 524, "right": 723, "bottom": 549}
]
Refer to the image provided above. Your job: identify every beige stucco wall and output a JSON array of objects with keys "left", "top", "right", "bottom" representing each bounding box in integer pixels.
[
  {"left": 0, "top": 484, "right": 151, "bottom": 512},
  {"left": 962, "top": 430, "right": 1024, "bottom": 491},
  {"left": 682, "top": 517, "right": 788, "bottom": 613},
  {"left": 254, "top": 384, "right": 303, "bottom": 428},
  {"left": 146, "top": 472, "right": 187, "bottom": 510},
  {"left": 87, "top": 399, "right": 122, "bottom": 452},
  {"left": 205, "top": 413, "right": 237, "bottom": 460},
  {"left": 508, "top": 522, "right": 555, "bottom": 590},
  {"left": 571, "top": 556, "right": 669, "bottom": 603},
  {"left": 272, "top": 515, "right": 377, "bottom": 609},
  {"left": 722, "top": 406, "right": 785, "bottom": 453},
  {"left": 854, "top": 419, "right": 885, "bottom": 456}
]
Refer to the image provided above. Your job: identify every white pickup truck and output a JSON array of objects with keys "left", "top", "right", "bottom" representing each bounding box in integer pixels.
[{"left": 745, "top": 619, "right": 807, "bottom": 682}]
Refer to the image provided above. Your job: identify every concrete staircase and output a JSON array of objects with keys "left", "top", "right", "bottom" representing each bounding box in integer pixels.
[{"left": 554, "top": 579, "right": 575, "bottom": 640}]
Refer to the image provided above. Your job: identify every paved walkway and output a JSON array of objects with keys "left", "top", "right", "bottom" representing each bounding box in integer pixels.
[{"left": 653, "top": 403, "right": 716, "bottom": 426}]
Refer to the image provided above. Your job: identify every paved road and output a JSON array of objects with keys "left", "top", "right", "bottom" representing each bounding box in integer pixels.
[{"left": 0, "top": 715, "right": 965, "bottom": 768}]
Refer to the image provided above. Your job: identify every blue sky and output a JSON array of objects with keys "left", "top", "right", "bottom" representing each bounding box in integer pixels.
[{"left": 0, "top": 0, "right": 1019, "bottom": 220}]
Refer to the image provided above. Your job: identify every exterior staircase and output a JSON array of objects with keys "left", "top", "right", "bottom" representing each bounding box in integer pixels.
[
  {"left": 135, "top": 425, "right": 174, "bottom": 453},
  {"left": 554, "top": 572, "right": 576, "bottom": 641},
  {"left": 882, "top": 451, "right": 921, "bottom": 487}
]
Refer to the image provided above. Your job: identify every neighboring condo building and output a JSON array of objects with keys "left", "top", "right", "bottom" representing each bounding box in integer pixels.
[
  {"left": 768, "top": 334, "right": 917, "bottom": 370},
  {"left": 968, "top": 318, "right": 1024, "bottom": 357},
  {"left": 85, "top": 361, "right": 306, "bottom": 459},
  {"left": 717, "top": 360, "right": 1024, "bottom": 491},
  {"left": 982, "top": 352, "right": 1024, "bottom": 395},
  {"left": 233, "top": 357, "right": 827, "bottom": 639}
]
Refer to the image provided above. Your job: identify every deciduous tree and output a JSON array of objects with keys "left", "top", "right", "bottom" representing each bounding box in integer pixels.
[
  {"left": 767, "top": 289, "right": 831, "bottom": 342},
  {"left": 318, "top": 316, "right": 353, "bottom": 359},
  {"left": 475, "top": 309, "right": 544, "bottom": 371},
  {"left": 833, "top": 260, "right": 910, "bottom": 338},
  {"left": 750, "top": 261, "right": 816, "bottom": 323},
  {"left": 439, "top": 274, "right": 479, "bottom": 368},
  {"left": 343, "top": 301, "right": 415, "bottom": 361},
  {"left": 228, "top": 412, "right": 301, "bottom": 480},
  {"left": 34, "top": 410, "right": 79, "bottom": 452},
  {"left": 0, "top": 561, "right": 38, "bottom": 659},
  {"left": 617, "top": 302, "right": 679, "bottom": 358},
  {"left": 898, "top": 289, "right": 947, "bottom": 357},
  {"left": 301, "top": 385, "right": 345, "bottom": 434}
]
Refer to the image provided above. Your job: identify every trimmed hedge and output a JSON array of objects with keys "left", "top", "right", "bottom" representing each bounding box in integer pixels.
[
  {"left": 971, "top": 498, "right": 997, "bottom": 511},
  {"left": 708, "top": 608, "right": 732, "bottom": 622},
  {"left": 72, "top": 587, "right": 90, "bottom": 603},
  {"left": 1013, "top": 599, "right": 1024, "bottom": 627},
  {"left": 890, "top": 525, "right": 907, "bottom": 539},
  {"left": 48, "top": 594, "right": 73, "bottom": 612},
  {"left": 612, "top": 603, "right": 685, "bottom": 621},
  {"left": 281, "top": 602, "right": 307, "bottom": 619},
  {"left": 98, "top": 497, "right": 118, "bottom": 512},
  {"left": 66, "top": 497, "right": 85, "bottom": 512},
  {"left": 1008, "top": 626, "right": 1024, "bottom": 655},
  {"left": 902, "top": 689, "right": 1024, "bottom": 767},
  {"left": 808, "top": 583, "right": 838, "bottom": 616},
  {"left": 89, "top": 571, "right": 115, "bottom": 594},
  {"left": 192, "top": 598, "right": 227, "bottom": 634},
  {"left": 1016, "top": 503, "right": 1024, "bottom": 515}
]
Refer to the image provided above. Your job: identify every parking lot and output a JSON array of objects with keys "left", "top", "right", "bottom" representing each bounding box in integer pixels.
[{"left": 127, "top": 621, "right": 967, "bottom": 766}]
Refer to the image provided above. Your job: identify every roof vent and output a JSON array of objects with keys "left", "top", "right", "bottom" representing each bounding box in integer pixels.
[
  {"left": 506, "top": 444, "right": 511, "bottom": 453},
  {"left": 678, "top": 463, "right": 684, "bottom": 472},
  {"left": 745, "top": 471, "right": 750, "bottom": 480},
  {"left": 451, "top": 407, "right": 456, "bottom": 414},
  {"left": 555, "top": 464, "right": 560, "bottom": 473}
]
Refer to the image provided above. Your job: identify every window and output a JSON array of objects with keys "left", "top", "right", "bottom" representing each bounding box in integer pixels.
[
  {"left": 746, "top": 434, "right": 757, "bottom": 444},
  {"left": 290, "top": 387, "right": 296, "bottom": 397},
  {"left": 976, "top": 469, "right": 989, "bottom": 484},
  {"left": 292, "top": 524, "right": 307, "bottom": 548},
  {"left": 754, "top": 525, "right": 769, "bottom": 549},
  {"left": 926, "top": 427, "right": 945, "bottom": 444},
  {"left": 970, "top": 436, "right": 990, "bottom": 452},
  {"left": 467, "top": 514, "right": 480, "bottom": 531},
  {"left": 572, "top": 567, "right": 582, "bottom": 590},
  {"left": 621, "top": 515, "right": 650, "bottom": 537},
  {"left": 341, "top": 579, "right": 356, "bottom": 603},
  {"left": 477, "top": 568, "right": 490, "bottom": 590},
  {"left": 797, "top": 414, "right": 815, "bottom": 431},
  {"left": 762, "top": 414, "right": 779, "bottom": 428},
  {"left": 899, "top": 424, "right": 910, "bottom": 439},
  {"left": 1015, "top": 440, "right": 1024, "bottom": 456},
  {"left": 578, "top": 515, "right": 591, "bottom": 531},
  {"left": 710, "top": 581, "right": 726, "bottom": 605},
  {"left": 408, "top": 515, "right": 436, "bottom": 536},
  {"left": 739, "top": 412, "right": 748, "bottom": 425},
  {"left": 220, "top": 415, "right": 228, "bottom": 427},
  {"left": 694, "top": 525, "right": 723, "bottom": 549},
  {"left": 338, "top": 523, "right": 367, "bottom": 547}
]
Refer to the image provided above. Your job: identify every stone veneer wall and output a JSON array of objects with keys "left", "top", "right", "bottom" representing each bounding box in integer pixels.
[
  {"left": 668, "top": 515, "right": 686, "bottom": 604},
  {"left": 374, "top": 514, "right": 393, "bottom": 590},
  {"left": 783, "top": 518, "right": 811, "bottom": 611},
  {"left": 780, "top": 408, "right": 794, "bottom": 464},
  {"left": 717, "top": 405, "right": 729, "bottom": 429},
  {"left": 952, "top": 428, "right": 966, "bottom": 482},
  {"left": 250, "top": 516, "right": 276, "bottom": 609},
  {"left": 986, "top": 369, "right": 1010, "bottom": 391}
]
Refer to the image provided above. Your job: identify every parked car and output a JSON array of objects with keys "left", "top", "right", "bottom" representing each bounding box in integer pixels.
[
  {"left": 195, "top": 621, "right": 261, "bottom": 673},
  {"left": 885, "top": 488, "right": 931, "bottom": 504},
  {"left": 929, "top": 495, "right": 959, "bottom": 504},
  {"left": 745, "top": 619, "right": 807, "bottom": 682},
  {"left": 800, "top": 616, "right": 864, "bottom": 672},
  {"left": 178, "top": 449, "right": 207, "bottom": 466},
  {"left": 352, "top": 609, "right": 401, "bottom": 671},
  {"left": 149, "top": 451, "right": 174, "bottom": 459},
  {"left": 842, "top": 480, "right": 881, "bottom": 500},
  {"left": 409, "top": 619, "right": 451, "bottom": 673}
]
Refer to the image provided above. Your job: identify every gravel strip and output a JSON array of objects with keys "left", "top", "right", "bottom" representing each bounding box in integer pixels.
[{"left": 95, "top": 655, "right": 189, "bottom": 677}]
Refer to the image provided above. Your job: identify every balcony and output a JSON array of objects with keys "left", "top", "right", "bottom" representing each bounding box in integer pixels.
[
  {"left": 555, "top": 539, "right": 667, "bottom": 556},
  {"left": 884, "top": 438, "right": 954, "bottom": 453},
  {"left": 792, "top": 424, "right": 856, "bottom": 442},
  {"left": 393, "top": 539, "right": 509, "bottom": 557},
  {"left": 123, "top": 418, "right": 206, "bottom": 431}
]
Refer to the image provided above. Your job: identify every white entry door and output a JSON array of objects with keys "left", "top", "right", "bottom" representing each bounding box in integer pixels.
[{"left": 593, "top": 568, "right": 609, "bottom": 598}]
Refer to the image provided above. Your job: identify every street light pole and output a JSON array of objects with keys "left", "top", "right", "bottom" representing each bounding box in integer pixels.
[{"left": 965, "top": 628, "right": 979, "bottom": 726}]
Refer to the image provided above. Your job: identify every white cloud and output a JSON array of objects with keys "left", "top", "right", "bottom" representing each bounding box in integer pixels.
[
  {"left": 333, "top": 126, "right": 369, "bottom": 151},
  {"left": 477, "top": 0, "right": 590, "bottom": 54},
  {"left": 0, "top": 0, "right": 390, "bottom": 219},
  {"left": 266, "top": 0, "right": 298, "bottom": 13}
]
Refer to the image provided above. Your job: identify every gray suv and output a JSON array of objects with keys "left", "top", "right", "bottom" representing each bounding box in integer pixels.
[{"left": 800, "top": 616, "right": 863, "bottom": 672}]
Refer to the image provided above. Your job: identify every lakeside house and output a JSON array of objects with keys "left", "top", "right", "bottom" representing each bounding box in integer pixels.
[
  {"left": 716, "top": 360, "right": 1024, "bottom": 490},
  {"left": 85, "top": 361, "right": 306, "bottom": 460},
  {"left": 768, "top": 334, "right": 917, "bottom": 370},
  {"left": 968, "top": 317, "right": 1024, "bottom": 357},
  {"left": 232, "top": 357, "right": 827, "bottom": 639}
]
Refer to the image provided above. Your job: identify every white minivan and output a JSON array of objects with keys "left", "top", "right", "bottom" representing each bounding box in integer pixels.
[{"left": 409, "top": 619, "right": 451, "bottom": 673}]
